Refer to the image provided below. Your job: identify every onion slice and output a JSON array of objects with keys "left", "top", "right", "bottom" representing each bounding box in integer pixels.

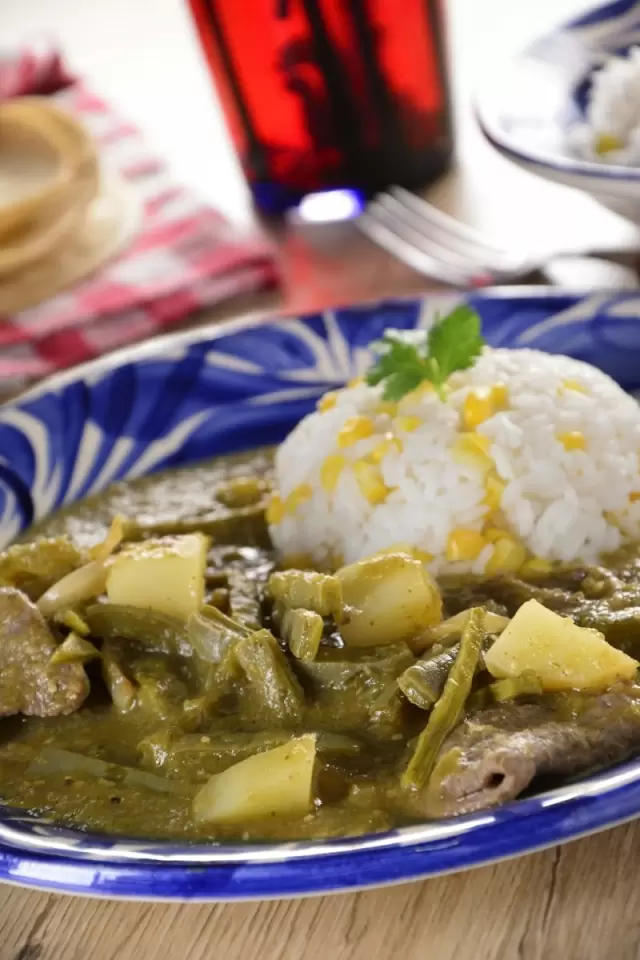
[
  {"left": 37, "top": 515, "right": 127, "bottom": 617},
  {"left": 37, "top": 559, "right": 109, "bottom": 617},
  {"left": 89, "top": 514, "right": 126, "bottom": 563}
]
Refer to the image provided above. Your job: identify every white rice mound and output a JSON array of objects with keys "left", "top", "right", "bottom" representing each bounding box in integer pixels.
[
  {"left": 569, "top": 46, "right": 640, "bottom": 166},
  {"left": 269, "top": 347, "right": 640, "bottom": 576}
]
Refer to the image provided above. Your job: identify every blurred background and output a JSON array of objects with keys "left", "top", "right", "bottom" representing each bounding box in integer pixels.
[
  {"left": 0, "top": 0, "right": 638, "bottom": 400},
  {"left": 1, "top": 0, "right": 630, "bottom": 238}
]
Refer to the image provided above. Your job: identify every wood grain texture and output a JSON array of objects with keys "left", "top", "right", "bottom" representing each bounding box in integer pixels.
[{"left": 3, "top": 821, "right": 640, "bottom": 960}]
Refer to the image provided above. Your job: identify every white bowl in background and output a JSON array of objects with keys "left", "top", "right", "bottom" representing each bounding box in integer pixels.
[{"left": 476, "top": 0, "right": 640, "bottom": 223}]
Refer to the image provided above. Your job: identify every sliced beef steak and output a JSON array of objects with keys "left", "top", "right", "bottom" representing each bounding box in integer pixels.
[
  {"left": 0, "top": 587, "right": 89, "bottom": 717},
  {"left": 415, "top": 688, "right": 640, "bottom": 818}
]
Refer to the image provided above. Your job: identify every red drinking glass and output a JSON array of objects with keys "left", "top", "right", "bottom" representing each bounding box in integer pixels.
[{"left": 188, "top": 0, "right": 453, "bottom": 215}]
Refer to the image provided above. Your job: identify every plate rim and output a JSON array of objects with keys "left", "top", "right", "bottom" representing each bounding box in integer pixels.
[
  {"left": 8, "top": 285, "right": 608, "bottom": 406},
  {"left": 3, "top": 778, "right": 640, "bottom": 899}
]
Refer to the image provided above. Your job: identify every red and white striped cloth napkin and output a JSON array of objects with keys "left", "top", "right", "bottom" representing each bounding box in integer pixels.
[{"left": 0, "top": 46, "right": 279, "bottom": 393}]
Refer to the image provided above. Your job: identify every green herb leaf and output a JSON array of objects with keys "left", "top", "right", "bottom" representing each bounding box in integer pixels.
[
  {"left": 427, "top": 306, "right": 484, "bottom": 381},
  {"left": 364, "top": 307, "right": 485, "bottom": 401},
  {"left": 377, "top": 368, "right": 426, "bottom": 402}
]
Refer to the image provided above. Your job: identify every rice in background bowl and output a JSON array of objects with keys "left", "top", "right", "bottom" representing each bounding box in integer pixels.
[
  {"left": 569, "top": 46, "right": 640, "bottom": 166},
  {"left": 268, "top": 347, "right": 640, "bottom": 576}
]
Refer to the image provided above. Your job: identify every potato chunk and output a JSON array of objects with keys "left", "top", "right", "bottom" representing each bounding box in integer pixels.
[
  {"left": 192, "top": 734, "right": 316, "bottom": 825},
  {"left": 337, "top": 553, "right": 442, "bottom": 647},
  {"left": 106, "top": 534, "right": 208, "bottom": 622},
  {"left": 484, "top": 599, "right": 638, "bottom": 692}
]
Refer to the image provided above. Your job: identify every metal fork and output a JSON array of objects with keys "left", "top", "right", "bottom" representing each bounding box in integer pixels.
[{"left": 356, "top": 186, "right": 637, "bottom": 288}]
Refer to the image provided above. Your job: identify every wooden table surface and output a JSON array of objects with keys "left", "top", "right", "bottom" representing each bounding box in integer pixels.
[{"left": 4, "top": 1, "right": 640, "bottom": 958}]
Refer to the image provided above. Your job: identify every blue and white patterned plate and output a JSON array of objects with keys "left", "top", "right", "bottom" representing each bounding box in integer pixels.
[
  {"left": 475, "top": 0, "right": 640, "bottom": 221},
  {"left": 4, "top": 290, "right": 640, "bottom": 900}
]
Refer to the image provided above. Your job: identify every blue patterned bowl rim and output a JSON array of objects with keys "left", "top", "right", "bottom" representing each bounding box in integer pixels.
[{"left": 2, "top": 289, "right": 640, "bottom": 898}]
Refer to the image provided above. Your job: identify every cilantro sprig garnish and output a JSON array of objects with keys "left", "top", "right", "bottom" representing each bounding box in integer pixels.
[{"left": 365, "top": 306, "right": 485, "bottom": 401}]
